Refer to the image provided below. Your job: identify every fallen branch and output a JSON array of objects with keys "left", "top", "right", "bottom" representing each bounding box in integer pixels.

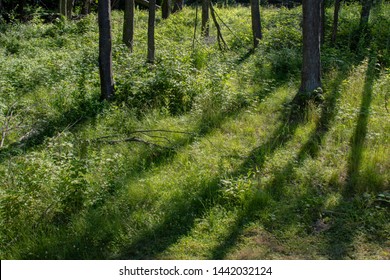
[
  {"left": 89, "top": 129, "right": 198, "bottom": 148},
  {"left": 210, "top": 3, "right": 228, "bottom": 51}
]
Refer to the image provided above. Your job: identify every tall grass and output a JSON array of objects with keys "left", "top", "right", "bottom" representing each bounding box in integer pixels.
[{"left": 0, "top": 4, "right": 389, "bottom": 259}]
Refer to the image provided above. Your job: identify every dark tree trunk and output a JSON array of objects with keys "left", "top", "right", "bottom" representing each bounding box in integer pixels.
[
  {"left": 67, "top": 0, "right": 73, "bottom": 19},
  {"left": 17, "top": 0, "right": 26, "bottom": 20},
  {"left": 162, "top": 0, "right": 171, "bottom": 19},
  {"left": 123, "top": 0, "right": 135, "bottom": 51},
  {"left": 172, "top": 0, "right": 183, "bottom": 13},
  {"left": 202, "top": 0, "right": 210, "bottom": 37},
  {"left": 320, "top": 0, "right": 325, "bottom": 45},
  {"left": 98, "top": 0, "right": 115, "bottom": 100},
  {"left": 148, "top": 0, "right": 156, "bottom": 63},
  {"left": 331, "top": 0, "right": 341, "bottom": 45},
  {"left": 300, "top": 0, "right": 322, "bottom": 94},
  {"left": 82, "top": 0, "right": 92, "bottom": 15},
  {"left": 359, "top": 0, "right": 373, "bottom": 29},
  {"left": 250, "top": 0, "right": 262, "bottom": 48},
  {"left": 59, "top": 0, "right": 72, "bottom": 19}
]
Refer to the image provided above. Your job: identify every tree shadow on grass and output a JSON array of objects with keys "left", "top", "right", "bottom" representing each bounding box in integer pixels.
[
  {"left": 0, "top": 95, "right": 105, "bottom": 163},
  {"left": 15, "top": 78, "right": 281, "bottom": 259},
  {"left": 324, "top": 54, "right": 379, "bottom": 259},
  {"left": 210, "top": 67, "right": 350, "bottom": 259}
]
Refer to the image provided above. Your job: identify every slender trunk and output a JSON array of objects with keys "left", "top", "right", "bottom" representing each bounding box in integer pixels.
[
  {"left": 359, "top": 0, "right": 373, "bottom": 29},
  {"left": 148, "top": 0, "right": 156, "bottom": 63},
  {"left": 300, "top": 0, "right": 322, "bottom": 94},
  {"left": 67, "top": 0, "right": 73, "bottom": 19},
  {"left": 210, "top": 3, "right": 227, "bottom": 50},
  {"left": 59, "top": 0, "right": 71, "bottom": 19},
  {"left": 82, "top": 0, "right": 91, "bottom": 15},
  {"left": 60, "top": 0, "right": 66, "bottom": 17},
  {"left": 172, "top": 0, "right": 183, "bottom": 13},
  {"left": 162, "top": 0, "right": 171, "bottom": 19},
  {"left": 250, "top": 0, "right": 262, "bottom": 48},
  {"left": 123, "top": 0, "right": 135, "bottom": 51},
  {"left": 17, "top": 0, "right": 26, "bottom": 20},
  {"left": 98, "top": 0, "right": 114, "bottom": 100},
  {"left": 331, "top": 0, "right": 341, "bottom": 45},
  {"left": 202, "top": 0, "right": 209, "bottom": 37}
]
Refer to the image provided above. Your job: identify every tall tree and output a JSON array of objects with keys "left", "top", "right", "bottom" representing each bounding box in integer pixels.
[
  {"left": 123, "top": 0, "right": 135, "bottom": 51},
  {"left": 359, "top": 0, "right": 373, "bottom": 29},
  {"left": 148, "top": 0, "right": 156, "bottom": 63},
  {"left": 299, "top": 0, "right": 322, "bottom": 95},
  {"left": 162, "top": 0, "right": 171, "bottom": 19},
  {"left": 82, "top": 0, "right": 92, "bottom": 15},
  {"left": 59, "top": 0, "right": 72, "bottom": 19},
  {"left": 202, "top": 0, "right": 210, "bottom": 37},
  {"left": 331, "top": 0, "right": 341, "bottom": 45},
  {"left": 250, "top": 0, "right": 262, "bottom": 48},
  {"left": 98, "top": 0, "right": 115, "bottom": 100},
  {"left": 172, "top": 0, "right": 183, "bottom": 13},
  {"left": 17, "top": 0, "right": 26, "bottom": 20}
]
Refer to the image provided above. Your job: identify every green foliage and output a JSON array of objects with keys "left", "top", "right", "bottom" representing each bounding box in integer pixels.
[{"left": 0, "top": 5, "right": 389, "bottom": 260}]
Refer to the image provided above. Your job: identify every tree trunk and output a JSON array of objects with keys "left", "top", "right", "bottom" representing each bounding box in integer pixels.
[
  {"left": 67, "top": 0, "right": 73, "bottom": 19},
  {"left": 250, "top": 0, "right": 262, "bottom": 48},
  {"left": 172, "top": 0, "right": 183, "bottom": 13},
  {"left": 162, "top": 0, "right": 171, "bottom": 19},
  {"left": 82, "top": 0, "right": 92, "bottom": 15},
  {"left": 98, "top": 0, "right": 115, "bottom": 100},
  {"left": 331, "top": 0, "right": 341, "bottom": 45},
  {"left": 359, "top": 0, "right": 373, "bottom": 29},
  {"left": 148, "top": 0, "right": 156, "bottom": 63},
  {"left": 202, "top": 0, "right": 210, "bottom": 37},
  {"left": 300, "top": 0, "right": 322, "bottom": 94},
  {"left": 59, "top": 0, "right": 72, "bottom": 19},
  {"left": 17, "top": 0, "right": 26, "bottom": 20},
  {"left": 123, "top": 0, "right": 135, "bottom": 51}
]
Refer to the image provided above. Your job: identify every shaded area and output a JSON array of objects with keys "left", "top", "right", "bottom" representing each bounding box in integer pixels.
[
  {"left": 325, "top": 54, "right": 379, "bottom": 260},
  {"left": 345, "top": 55, "right": 377, "bottom": 195},
  {"left": 210, "top": 67, "right": 349, "bottom": 259}
]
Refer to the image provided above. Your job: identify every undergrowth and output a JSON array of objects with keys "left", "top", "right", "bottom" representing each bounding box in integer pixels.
[{"left": 0, "top": 4, "right": 389, "bottom": 259}]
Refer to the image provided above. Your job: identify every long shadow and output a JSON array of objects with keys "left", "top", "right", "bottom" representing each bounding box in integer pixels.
[
  {"left": 18, "top": 77, "right": 280, "bottom": 259},
  {"left": 0, "top": 95, "right": 104, "bottom": 163},
  {"left": 344, "top": 55, "right": 377, "bottom": 195},
  {"left": 324, "top": 54, "right": 378, "bottom": 259},
  {"left": 210, "top": 67, "right": 349, "bottom": 259},
  {"left": 114, "top": 93, "right": 299, "bottom": 259}
]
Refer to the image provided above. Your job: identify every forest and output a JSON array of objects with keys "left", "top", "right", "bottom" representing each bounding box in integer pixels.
[{"left": 0, "top": 0, "right": 389, "bottom": 259}]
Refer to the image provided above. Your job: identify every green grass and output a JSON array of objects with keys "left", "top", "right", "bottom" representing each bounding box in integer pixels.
[{"left": 0, "top": 4, "right": 389, "bottom": 260}]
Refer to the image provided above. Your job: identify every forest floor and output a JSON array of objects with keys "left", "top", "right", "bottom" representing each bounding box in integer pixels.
[{"left": 0, "top": 4, "right": 389, "bottom": 259}]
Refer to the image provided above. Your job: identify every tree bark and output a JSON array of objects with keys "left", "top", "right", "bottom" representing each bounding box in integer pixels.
[
  {"left": 331, "top": 0, "right": 341, "bottom": 45},
  {"left": 67, "top": 0, "right": 73, "bottom": 19},
  {"left": 123, "top": 0, "right": 135, "bottom": 51},
  {"left": 250, "top": 0, "right": 262, "bottom": 48},
  {"left": 359, "top": 0, "right": 373, "bottom": 29},
  {"left": 82, "top": 0, "right": 92, "bottom": 15},
  {"left": 172, "top": 0, "right": 183, "bottom": 13},
  {"left": 202, "top": 0, "right": 210, "bottom": 37},
  {"left": 162, "top": 0, "right": 171, "bottom": 19},
  {"left": 98, "top": 0, "right": 115, "bottom": 100},
  {"left": 59, "top": 0, "right": 72, "bottom": 19},
  {"left": 300, "top": 0, "right": 322, "bottom": 94},
  {"left": 148, "top": 0, "right": 156, "bottom": 63}
]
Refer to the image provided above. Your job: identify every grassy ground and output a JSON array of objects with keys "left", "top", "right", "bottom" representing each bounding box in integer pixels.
[{"left": 0, "top": 4, "right": 389, "bottom": 259}]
